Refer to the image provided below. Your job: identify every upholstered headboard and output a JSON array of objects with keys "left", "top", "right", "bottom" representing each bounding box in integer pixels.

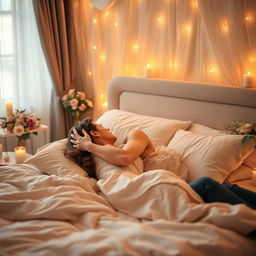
[{"left": 107, "top": 76, "right": 256, "bottom": 130}]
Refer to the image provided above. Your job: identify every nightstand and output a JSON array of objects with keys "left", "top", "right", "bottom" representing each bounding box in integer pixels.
[{"left": 0, "top": 152, "right": 33, "bottom": 166}]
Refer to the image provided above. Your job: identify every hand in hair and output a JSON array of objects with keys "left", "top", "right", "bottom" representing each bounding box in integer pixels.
[{"left": 70, "top": 128, "right": 92, "bottom": 152}]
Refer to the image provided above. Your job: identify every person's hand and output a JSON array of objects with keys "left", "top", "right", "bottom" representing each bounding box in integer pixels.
[{"left": 70, "top": 128, "right": 92, "bottom": 151}]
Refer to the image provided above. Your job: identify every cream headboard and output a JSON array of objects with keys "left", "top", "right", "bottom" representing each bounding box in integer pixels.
[{"left": 107, "top": 76, "right": 256, "bottom": 130}]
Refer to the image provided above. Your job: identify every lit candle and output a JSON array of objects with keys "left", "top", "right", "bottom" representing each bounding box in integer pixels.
[
  {"left": 252, "top": 169, "right": 256, "bottom": 186},
  {"left": 15, "top": 146, "right": 26, "bottom": 164},
  {"left": 243, "top": 72, "right": 254, "bottom": 88},
  {"left": 5, "top": 102, "right": 13, "bottom": 120},
  {"left": 0, "top": 144, "right": 2, "bottom": 158},
  {"left": 144, "top": 64, "right": 153, "bottom": 78}
]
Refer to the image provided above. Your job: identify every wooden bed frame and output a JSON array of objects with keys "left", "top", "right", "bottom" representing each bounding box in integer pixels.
[{"left": 107, "top": 76, "right": 256, "bottom": 130}]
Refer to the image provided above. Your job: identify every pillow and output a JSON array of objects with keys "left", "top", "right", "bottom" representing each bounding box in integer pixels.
[
  {"left": 167, "top": 130, "right": 255, "bottom": 183},
  {"left": 96, "top": 110, "right": 192, "bottom": 147},
  {"left": 243, "top": 149, "right": 256, "bottom": 169},
  {"left": 224, "top": 165, "right": 252, "bottom": 183},
  {"left": 24, "top": 139, "right": 88, "bottom": 177},
  {"left": 188, "top": 123, "right": 222, "bottom": 136}
]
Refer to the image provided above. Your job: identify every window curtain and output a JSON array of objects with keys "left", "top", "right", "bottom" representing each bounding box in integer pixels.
[
  {"left": 0, "top": 0, "right": 52, "bottom": 151},
  {"left": 33, "top": 0, "right": 76, "bottom": 141},
  {"left": 71, "top": 0, "right": 256, "bottom": 119}
]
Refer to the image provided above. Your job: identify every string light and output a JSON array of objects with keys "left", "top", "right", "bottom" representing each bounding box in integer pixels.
[
  {"left": 209, "top": 66, "right": 216, "bottom": 73},
  {"left": 88, "top": 71, "right": 92, "bottom": 76},
  {"left": 93, "top": 18, "right": 97, "bottom": 24},
  {"left": 245, "top": 15, "right": 253, "bottom": 23},
  {"left": 92, "top": 45, "right": 97, "bottom": 50},
  {"left": 99, "top": 55, "right": 106, "bottom": 61},
  {"left": 104, "top": 11, "right": 110, "bottom": 17},
  {"left": 191, "top": 0, "right": 198, "bottom": 8},
  {"left": 249, "top": 56, "right": 256, "bottom": 63},
  {"left": 114, "top": 22, "right": 118, "bottom": 27},
  {"left": 184, "top": 25, "right": 192, "bottom": 33},
  {"left": 157, "top": 16, "right": 164, "bottom": 24},
  {"left": 222, "top": 21, "right": 229, "bottom": 33},
  {"left": 133, "top": 44, "right": 139, "bottom": 51}
]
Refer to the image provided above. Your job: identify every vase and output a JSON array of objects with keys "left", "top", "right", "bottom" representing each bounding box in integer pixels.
[{"left": 17, "top": 138, "right": 27, "bottom": 147}]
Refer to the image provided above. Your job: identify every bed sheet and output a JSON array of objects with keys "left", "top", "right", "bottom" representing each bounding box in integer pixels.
[{"left": 0, "top": 163, "right": 255, "bottom": 256}]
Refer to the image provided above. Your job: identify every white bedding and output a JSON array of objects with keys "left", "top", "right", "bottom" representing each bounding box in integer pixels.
[
  {"left": 1, "top": 109, "right": 256, "bottom": 255},
  {"left": 0, "top": 163, "right": 256, "bottom": 256}
]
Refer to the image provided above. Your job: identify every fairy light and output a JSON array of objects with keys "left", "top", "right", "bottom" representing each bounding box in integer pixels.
[
  {"left": 157, "top": 16, "right": 164, "bottom": 24},
  {"left": 100, "top": 94, "right": 108, "bottom": 107},
  {"left": 191, "top": 0, "right": 198, "bottom": 8},
  {"left": 245, "top": 15, "right": 253, "bottom": 23},
  {"left": 93, "top": 18, "right": 97, "bottom": 24},
  {"left": 114, "top": 22, "right": 118, "bottom": 27},
  {"left": 222, "top": 21, "right": 229, "bottom": 33},
  {"left": 99, "top": 55, "right": 106, "bottom": 61},
  {"left": 249, "top": 56, "right": 256, "bottom": 63},
  {"left": 104, "top": 11, "right": 110, "bottom": 17},
  {"left": 133, "top": 44, "right": 139, "bottom": 51},
  {"left": 92, "top": 45, "right": 97, "bottom": 50},
  {"left": 184, "top": 25, "right": 192, "bottom": 33},
  {"left": 88, "top": 71, "right": 92, "bottom": 76},
  {"left": 209, "top": 66, "right": 216, "bottom": 73}
]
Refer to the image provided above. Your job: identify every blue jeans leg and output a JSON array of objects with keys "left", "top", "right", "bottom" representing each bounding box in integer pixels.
[{"left": 189, "top": 177, "right": 256, "bottom": 209}]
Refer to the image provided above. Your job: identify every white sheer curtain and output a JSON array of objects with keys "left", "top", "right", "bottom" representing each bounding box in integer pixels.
[
  {"left": 73, "top": 0, "right": 256, "bottom": 119},
  {"left": 0, "top": 0, "right": 52, "bottom": 151}
]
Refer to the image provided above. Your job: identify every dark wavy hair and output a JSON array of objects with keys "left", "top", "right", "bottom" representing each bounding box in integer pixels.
[{"left": 65, "top": 117, "right": 97, "bottom": 178}]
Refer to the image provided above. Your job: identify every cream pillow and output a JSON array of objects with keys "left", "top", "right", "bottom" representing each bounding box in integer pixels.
[
  {"left": 96, "top": 110, "right": 192, "bottom": 147},
  {"left": 25, "top": 139, "right": 88, "bottom": 177},
  {"left": 167, "top": 130, "right": 255, "bottom": 183},
  {"left": 243, "top": 149, "right": 256, "bottom": 169}
]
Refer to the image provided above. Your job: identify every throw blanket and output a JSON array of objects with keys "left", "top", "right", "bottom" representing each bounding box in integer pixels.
[{"left": 95, "top": 151, "right": 256, "bottom": 235}]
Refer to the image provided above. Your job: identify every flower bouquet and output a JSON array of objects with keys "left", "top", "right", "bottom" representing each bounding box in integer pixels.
[
  {"left": 0, "top": 109, "right": 41, "bottom": 145},
  {"left": 61, "top": 89, "right": 93, "bottom": 123},
  {"left": 225, "top": 121, "right": 256, "bottom": 144}
]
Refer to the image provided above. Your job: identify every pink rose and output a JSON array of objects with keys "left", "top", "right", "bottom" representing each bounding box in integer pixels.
[
  {"left": 77, "top": 91, "right": 85, "bottom": 100},
  {"left": 62, "top": 95, "right": 68, "bottom": 102},
  {"left": 69, "top": 99, "right": 78, "bottom": 110},
  {"left": 13, "top": 125, "right": 25, "bottom": 136},
  {"left": 1, "top": 121, "right": 6, "bottom": 128},
  {"left": 86, "top": 100, "right": 93, "bottom": 108},
  {"left": 79, "top": 104, "right": 86, "bottom": 112}
]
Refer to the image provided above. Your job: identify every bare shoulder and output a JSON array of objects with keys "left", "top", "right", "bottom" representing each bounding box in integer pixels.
[{"left": 128, "top": 129, "right": 148, "bottom": 139}]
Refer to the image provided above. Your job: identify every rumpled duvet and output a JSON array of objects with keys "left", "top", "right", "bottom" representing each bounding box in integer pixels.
[{"left": 0, "top": 162, "right": 256, "bottom": 256}]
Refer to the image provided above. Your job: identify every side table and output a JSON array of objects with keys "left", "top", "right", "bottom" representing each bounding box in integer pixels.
[{"left": 0, "top": 152, "right": 33, "bottom": 166}]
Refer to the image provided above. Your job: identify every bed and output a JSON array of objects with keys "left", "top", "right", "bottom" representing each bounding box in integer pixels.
[{"left": 0, "top": 76, "right": 256, "bottom": 255}]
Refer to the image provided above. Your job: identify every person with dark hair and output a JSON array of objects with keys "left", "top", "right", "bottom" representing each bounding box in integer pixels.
[{"left": 67, "top": 117, "right": 256, "bottom": 210}]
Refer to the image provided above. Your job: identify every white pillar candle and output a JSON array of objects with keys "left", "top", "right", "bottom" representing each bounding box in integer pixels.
[
  {"left": 0, "top": 144, "right": 2, "bottom": 158},
  {"left": 252, "top": 169, "right": 256, "bottom": 186},
  {"left": 243, "top": 72, "right": 254, "bottom": 88},
  {"left": 144, "top": 64, "right": 153, "bottom": 78},
  {"left": 15, "top": 146, "right": 26, "bottom": 164},
  {"left": 5, "top": 102, "right": 13, "bottom": 120}
]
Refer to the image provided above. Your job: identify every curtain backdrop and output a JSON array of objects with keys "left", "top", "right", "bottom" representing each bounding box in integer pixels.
[
  {"left": 0, "top": 0, "right": 52, "bottom": 151},
  {"left": 72, "top": 0, "right": 256, "bottom": 119},
  {"left": 33, "top": 0, "right": 78, "bottom": 141}
]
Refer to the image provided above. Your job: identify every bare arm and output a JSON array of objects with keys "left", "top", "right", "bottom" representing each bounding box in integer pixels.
[{"left": 71, "top": 129, "right": 152, "bottom": 166}]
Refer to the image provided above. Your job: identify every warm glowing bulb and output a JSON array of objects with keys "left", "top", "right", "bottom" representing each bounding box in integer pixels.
[
  {"left": 157, "top": 17, "right": 164, "bottom": 24},
  {"left": 245, "top": 16, "right": 253, "bottom": 23},
  {"left": 249, "top": 56, "right": 256, "bottom": 63},
  {"left": 247, "top": 71, "right": 251, "bottom": 75},
  {"left": 191, "top": 0, "right": 198, "bottom": 8},
  {"left": 102, "top": 101, "right": 108, "bottom": 107},
  {"left": 92, "top": 46, "right": 97, "bottom": 50},
  {"left": 133, "top": 45, "right": 139, "bottom": 50},
  {"left": 146, "top": 64, "right": 152, "bottom": 68},
  {"left": 209, "top": 66, "right": 216, "bottom": 73},
  {"left": 99, "top": 55, "right": 106, "bottom": 61},
  {"left": 185, "top": 25, "right": 192, "bottom": 32},
  {"left": 114, "top": 22, "right": 118, "bottom": 27},
  {"left": 93, "top": 18, "right": 97, "bottom": 24},
  {"left": 105, "top": 11, "right": 109, "bottom": 17},
  {"left": 222, "top": 22, "right": 229, "bottom": 32},
  {"left": 88, "top": 71, "right": 92, "bottom": 76}
]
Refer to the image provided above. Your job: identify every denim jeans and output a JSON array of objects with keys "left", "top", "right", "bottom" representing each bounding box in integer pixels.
[{"left": 189, "top": 177, "right": 256, "bottom": 209}]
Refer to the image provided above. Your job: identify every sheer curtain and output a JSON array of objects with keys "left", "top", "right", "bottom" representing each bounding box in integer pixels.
[
  {"left": 73, "top": 0, "right": 256, "bottom": 119},
  {"left": 0, "top": 0, "right": 52, "bottom": 151}
]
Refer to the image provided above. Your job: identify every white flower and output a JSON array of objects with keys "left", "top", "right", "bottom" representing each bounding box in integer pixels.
[
  {"left": 237, "top": 123, "right": 253, "bottom": 134},
  {"left": 13, "top": 125, "right": 25, "bottom": 136},
  {"left": 68, "top": 89, "right": 75, "bottom": 96}
]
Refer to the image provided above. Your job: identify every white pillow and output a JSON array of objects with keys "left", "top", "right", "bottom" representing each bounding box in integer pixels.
[
  {"left": 189, "top": 123, "right": 222, "bottom": 136},
  {"left": 167, "top": 130, "right": 255, "bottom": 183},
  {"left": 96, "top": 110, "right": 191, "bottom": 147},
  {"left": 224, "top": 165, "right": 252, "bottom": 183},
  {"left": 24, "top": 139, "right": 88, "bottom": 177}
]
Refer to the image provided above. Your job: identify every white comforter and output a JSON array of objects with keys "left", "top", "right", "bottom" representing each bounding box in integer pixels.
[{"left": 0, "top": 163, "right": 256, "bottom": 256}]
